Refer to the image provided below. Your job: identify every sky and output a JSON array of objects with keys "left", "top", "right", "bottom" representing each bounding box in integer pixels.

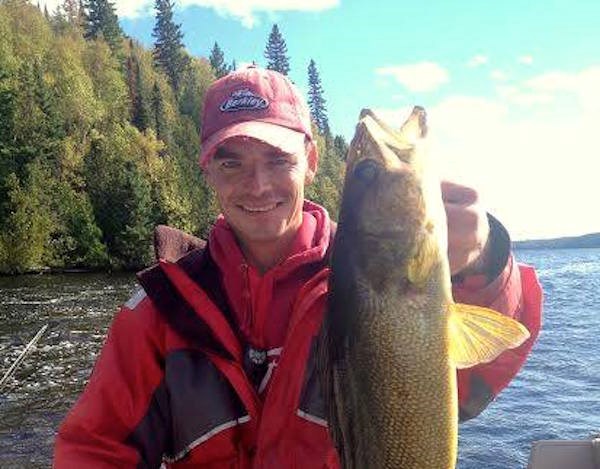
[{"left": 43, "top": 0, "right": 600, "bottom": 240}]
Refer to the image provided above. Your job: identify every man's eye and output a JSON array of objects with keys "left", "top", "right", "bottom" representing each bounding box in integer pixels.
[
  {"left": 221, "top": 160, "right": 241, "bottom": 169},
  {"left": 272, "top": 157, "right": 290, "bottom": 166}
]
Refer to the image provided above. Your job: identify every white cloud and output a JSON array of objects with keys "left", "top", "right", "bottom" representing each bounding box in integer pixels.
[
  {"left": 373, "top": 69, "right": 600, "bottom": 239},
  {"left": 38, "top": 0, "right": 339, "bottom": 24},
  {"left": 430, "top": 96, "right": 600, "bottom": 239},
  {"left": 170, "top": 0, "right": 340, "bottom": 26},
  {"left": 38, "top": 0, "right": 154, "bottom": 19},
  {"left": 525, "top": 66, "right": 600, "bottom": 111},
  {"left": 467, "top": 54, "right": 489, "bottom": 68},
  {"left": 375, "top": 62, "right": 450, "bottom": 93},
  {"left": 518, "top": 55, "right": 533, "bottom": 65},
  {"left": 496, "top": 85, "right": 553, "bottom": 106},
  {"left": 490, "top": 69, "right": 509, "bottom": 81}
]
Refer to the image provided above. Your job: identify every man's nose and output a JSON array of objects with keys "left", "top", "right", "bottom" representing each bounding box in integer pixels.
[{"left": 246, "top": 165, "right": 271, "bottom": 194}]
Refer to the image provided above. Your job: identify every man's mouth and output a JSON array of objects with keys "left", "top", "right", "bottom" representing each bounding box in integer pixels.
[{"left": 238, "top": 202, "right": 282, "bottom": 213}]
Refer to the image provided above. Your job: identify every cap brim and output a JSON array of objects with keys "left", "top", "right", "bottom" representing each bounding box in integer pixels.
[{"left": 200, "top": 121, "right": 308, "bottom": 168}]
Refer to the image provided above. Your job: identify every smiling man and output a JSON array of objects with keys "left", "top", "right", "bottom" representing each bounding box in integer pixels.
[
  {"left": 205, "top": 136, "right": 316, "bottom": 272},
  {"left": 54, "top": 66, "right": 542, "bottom": 468}
]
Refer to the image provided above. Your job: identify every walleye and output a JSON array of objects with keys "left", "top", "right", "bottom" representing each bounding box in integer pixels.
[{"left": 320, "top": 107, "right": 530, "bottom": 469}]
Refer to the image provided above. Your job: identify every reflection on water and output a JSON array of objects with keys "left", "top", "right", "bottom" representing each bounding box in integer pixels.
[{"left": 0, "top": 273, "right": 137, "bottom": 467}]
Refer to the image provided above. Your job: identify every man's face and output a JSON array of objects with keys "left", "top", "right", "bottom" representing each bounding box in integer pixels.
[{"left": 205, "top": 136, "right": 317, "bottom": 249}]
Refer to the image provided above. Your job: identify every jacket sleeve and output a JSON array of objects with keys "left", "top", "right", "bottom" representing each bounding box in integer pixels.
[
  {"left": 54, "top": 289, "right": 167, "bottom": 468},
  {"left": 452, "top": 216, "right": 543, "bottom": 422}
]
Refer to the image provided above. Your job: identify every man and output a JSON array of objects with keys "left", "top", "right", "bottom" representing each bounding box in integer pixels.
[{"left": 54, "top": 66, "right": 542, "bottom": 467}]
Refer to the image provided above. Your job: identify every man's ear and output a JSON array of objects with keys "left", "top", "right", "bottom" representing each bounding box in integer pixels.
[{"left": 305, "top": 141, "right": 318, "bottom": 185}]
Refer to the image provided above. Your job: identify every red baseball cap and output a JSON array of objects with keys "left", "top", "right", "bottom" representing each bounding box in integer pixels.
[{"left": 199, "top": 66, "right": 314, "bottom": 168}]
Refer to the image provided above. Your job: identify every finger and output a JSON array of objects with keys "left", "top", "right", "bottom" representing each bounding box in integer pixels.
[
  {"left": 445, "top": 204, "right": 481, "bottom": 241},
  {"left": 441, "top": 180, "right": 479, "bottom": 205}
]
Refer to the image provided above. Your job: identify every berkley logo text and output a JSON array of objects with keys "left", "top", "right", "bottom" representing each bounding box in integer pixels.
[{"left": 220, "top": 88, "right": 269, "bottom": 112}]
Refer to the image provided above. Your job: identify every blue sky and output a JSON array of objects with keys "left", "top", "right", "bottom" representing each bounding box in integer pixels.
[{"left": 44, "top": 0, "right": 600, "bottom": 239}]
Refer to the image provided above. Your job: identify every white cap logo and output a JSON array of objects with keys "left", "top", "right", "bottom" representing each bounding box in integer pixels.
[{"left": 220, "top": 88, "right": 269, "bottom": 112}]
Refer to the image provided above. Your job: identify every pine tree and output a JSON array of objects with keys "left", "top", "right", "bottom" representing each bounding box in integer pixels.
[
  {"left": 307, "top": 59, "right": 329, "bottom": 135},
  {"left": 82, "top": 0, "right": 123, "bottom": 52},
  {"left": 264, "top": 24, "right": 290, "bottom": 75},
  {"left": 151, "top": 81, "right": 167, "bottom": 143},
  {"left": 230, "top": 59, "right": 237, "bottom": 72},
  {"left": 126, "top": 50, "right": 150, "bottom": 131},
  {"left": 333, "top": 135, "right": 348, "bottom": 160},
  {"left": 209, "top": 42, "right": 230, "bottom": 78},
  {"left": 152, "top": 0, "right": 188, "bottom": 90}
]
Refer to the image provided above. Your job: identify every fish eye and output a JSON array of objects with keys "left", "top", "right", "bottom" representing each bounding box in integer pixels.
[{"left": 353, "top": 159, "right": 379, "bottom": 183}]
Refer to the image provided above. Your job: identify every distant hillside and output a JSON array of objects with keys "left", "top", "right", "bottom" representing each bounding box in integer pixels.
[{"left": 513, "top": 233, "right": 600, "bottom": 250}]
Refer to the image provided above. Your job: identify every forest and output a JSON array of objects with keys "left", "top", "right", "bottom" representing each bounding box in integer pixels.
[{"left": 0, "top": 0, "right": 347, "bottom": 273}]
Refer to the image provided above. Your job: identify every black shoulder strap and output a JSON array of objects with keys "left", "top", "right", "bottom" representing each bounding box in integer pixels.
[{"left": 136, "top": 246, "right": 236, "bottom": 359}]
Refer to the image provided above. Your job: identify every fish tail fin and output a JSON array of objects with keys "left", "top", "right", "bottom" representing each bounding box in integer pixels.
[{"left": 448, "top": 303, "right": 530, "bottom": 369}]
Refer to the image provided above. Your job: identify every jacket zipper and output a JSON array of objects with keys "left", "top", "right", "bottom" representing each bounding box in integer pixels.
[{"left": 240, "top": 263, "right": 253, "bottom": 336}]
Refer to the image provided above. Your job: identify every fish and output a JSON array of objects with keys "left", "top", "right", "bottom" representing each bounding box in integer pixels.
[{"left": 320, "top": 107, "right": 530, "bottom": 469}]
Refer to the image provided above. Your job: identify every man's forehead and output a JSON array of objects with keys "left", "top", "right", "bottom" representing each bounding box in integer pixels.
[{"left": 214, "top": 136, "right": 302, "bottom": 159}]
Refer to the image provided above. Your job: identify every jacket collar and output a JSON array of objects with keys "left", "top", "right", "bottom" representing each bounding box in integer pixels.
[{"left": 208, "top": 200, "right": 331, "bottom": 280}]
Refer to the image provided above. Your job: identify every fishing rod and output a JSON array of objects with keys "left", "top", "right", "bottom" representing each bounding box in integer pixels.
[{"left": 0, "top": 324, "right": 48, "bottom": 391}]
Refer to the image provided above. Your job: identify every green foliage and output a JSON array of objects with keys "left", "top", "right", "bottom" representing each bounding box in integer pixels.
[
  {"left": 0, "top": 1, "right": 348, "bottom": 274},
  {"left": 305, "top": 131, "right": 346, "bottom": 220},
  {"left": 152, "top": 0, "right": 188, "bottom": 90},
  {"left": 84, "top": 126, "right": 154, "bottom": 269},
  {"left": 151, "top": 81, "right": 169, "bottom": 144},
  {"left": 82, "top": 38, "right": 128, "bottom": 123},
  {"left": 209, "top": 42, "right": 230, "bottom": 79},
  {"left": 46, "top": 35, "right": 102, "bottom": 133},
  {"left": 264, "top": 24, "right": 290, "bottom": 75},
  {"left": 307, "top": 59, "right": 329, "bottom": 136},
  {"left": 333, "top": 134, "right": 349, "bottom": 160},
  {"left": 178, "top": 57, "right": 215, "bottom": 131},
  {"left": 48, "top": 181, "right": 109, "bottom": 268},
  {"left": 0, "top": 165, "right": 54, "bottom": 273},
  {"left": 126, "top": 47, "right": 151, "bottom": 131},
  {"left": 82, "top": 0, "right": 122, "bottom": 53}
]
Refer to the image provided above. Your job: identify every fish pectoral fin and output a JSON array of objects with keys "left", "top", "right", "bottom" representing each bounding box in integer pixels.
[
  {"left": 407, "top": 232, "right": 438, "bottom": 288},
  {"left": 448, "top": 303, "right": 530, "bottom": 369}
]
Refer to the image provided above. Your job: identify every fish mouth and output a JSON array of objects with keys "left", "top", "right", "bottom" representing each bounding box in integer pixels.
[{"left": 346, "top": 108, "right": 426, "bottom": 171}]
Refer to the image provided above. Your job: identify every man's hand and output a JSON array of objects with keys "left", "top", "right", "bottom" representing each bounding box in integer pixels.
[{"left": 442, "top": 180, "right": 490, "bottom": 276}]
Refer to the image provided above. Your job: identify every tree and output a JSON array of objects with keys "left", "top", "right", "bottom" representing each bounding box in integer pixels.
[
  {"left": 0, "top": 165, "right": 54, "bottom": 273},
  {"left": 264, "top": 24, "right": 290, "bottom": 75},
  {"left": 84, "top": 126, "right": 154, "bottom": 269},
  {"left": 307, "top": 59, "right": 329, "bottom": 135},
  {"left": 152, "top": 0, "right": 188, "bottom": 90},
  {"left": 62, "top": 0, "right": 81, "bottom": 25},
  {"left": 126, "top": 51, "right": 150, "bottom": 130},
  {"left": 333, "top": 134, "right": 348, "bottom": 160},
  {"left": 305, "top": 130, "right": 344, "bottom": 219},
  {"left": 151, "top": 81, "right": 167, "bottom": 143},
  {"left": 82, "top": 0, "right": 123, "bottom": 52},
  {"left": 209, "top": 42, "right": 230, "bottom": 79}
]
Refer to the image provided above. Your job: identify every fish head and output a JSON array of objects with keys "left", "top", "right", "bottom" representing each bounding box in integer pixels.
[{"left": 338, "top": 107, "right": 448, "bottom": 290}]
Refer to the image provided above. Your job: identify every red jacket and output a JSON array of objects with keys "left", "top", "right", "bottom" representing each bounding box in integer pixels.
[{"left": 54, "top": 201, "right": 542, "bottom": 468}]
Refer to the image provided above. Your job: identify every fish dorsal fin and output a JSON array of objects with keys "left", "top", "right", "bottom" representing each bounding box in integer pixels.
[{"left": 448, "top": 303, "right": 530, "bottom": 369}]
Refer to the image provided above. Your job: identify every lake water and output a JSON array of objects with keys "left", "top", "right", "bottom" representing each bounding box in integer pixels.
[{"left": 1, "top": 249, "right": 599, "bottom": 468}]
